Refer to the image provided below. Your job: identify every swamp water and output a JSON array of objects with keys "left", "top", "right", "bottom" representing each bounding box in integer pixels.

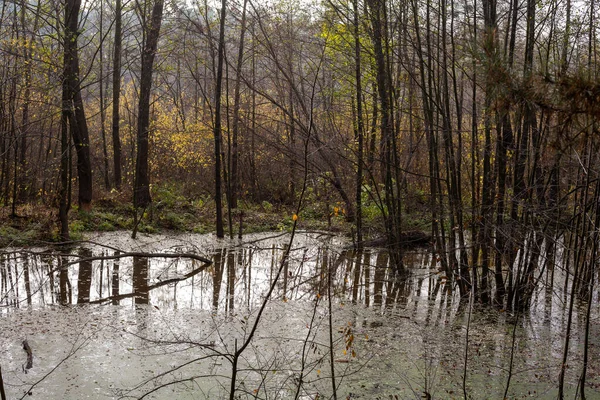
[{"left": 1, "top": 231, "right": 599, "bottom": 399}]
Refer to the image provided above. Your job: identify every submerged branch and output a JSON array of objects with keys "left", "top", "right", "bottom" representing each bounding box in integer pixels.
[
  {"left": 22, "top": 340, "right": 33, "bottom": 371},
  {"left": 88, "top": 259, "right": 211, "bottom": 304},
  {"left": 61, "top": 252, "right": 212, "bottom": 267}
]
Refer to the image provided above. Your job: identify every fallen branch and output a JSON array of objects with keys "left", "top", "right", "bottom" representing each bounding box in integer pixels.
[
  {"left": 44, "top": 252, "right": 212, "bottom": 276},
  {"left": 61, "top": 252, "right": 212, "bottom": 267},
  {"left": 89, "top": 259, "right": 211, "bottom": 304},
  {"left": 18, "top": 324, "right": 91, "bottom": 400},
  {"left": 22, "top": 340, "right": 33, "bottom": 371}
]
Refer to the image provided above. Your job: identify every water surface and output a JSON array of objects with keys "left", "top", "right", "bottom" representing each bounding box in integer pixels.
[{"left": 1, "top": 231, "right": 598, "bottom": 399}]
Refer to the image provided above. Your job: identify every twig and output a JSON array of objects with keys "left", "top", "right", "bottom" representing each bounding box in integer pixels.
[
  {"left": 327, "top": 250, "right": 338, "bottom": 400},
  {"left": 119, "top": 356, "right": 227, "bottom": 399},
  {"left": 0, "top": 365, "right": 7, "bottom": 400},
  {"left": 462, "top": 292, "right": 472, "bottom": 399},
  {"left": 503, "top": 311, "right": 520, "bottom": 399},
  {"left": 293, "top": 289, "right": 322, "bottom": 400},
  {"left": 228, "top": 219, "right": 301, "bottom": 399},
  {"left": 227, "top": 23, "right": 324, "bottom": 397},
  {"left": 131, "top": 205, "right": 147, "bottom": 239},
  {"left": 18, "top": 326, "right": 91, "bottom": 400}
]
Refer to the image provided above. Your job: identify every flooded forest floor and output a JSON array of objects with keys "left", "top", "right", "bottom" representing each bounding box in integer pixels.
[
  {"left": 1, "top": 231, "right": 599, "bottom": 399},
  {"left": 0, "top": 191, "right": 377, "bottom": 247}
]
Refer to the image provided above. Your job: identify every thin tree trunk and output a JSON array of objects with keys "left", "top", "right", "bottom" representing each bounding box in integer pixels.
[
  {"left": 60, "top": 77, "right": 70, "bottom": 241},
  {"left": 213, "top": 0, "right": 227, "bottom": 238},
  {"left": 230, "top": 0, "right": 249, "bottom": 210},
  {"left": 353, "top": 0, "right": 364, "bottom": 248},
  {"left": 134, "top": 0, "right": 165, "bottom": 209},
  {"left": 470, "top": 0, "right": 479, "bottom": 298},
  {"left": 112, "top": 0, "right": 123, "bottom": 190},
  {"left": 369, "top": 0, "right": 402, "bottom": 272},
  {"left": 99, "top": 2, "right": 110, "bottom": 190},
  {"left": 65, "top": 0, "right": 93, "bottom": 211},
  {"left": 579, "top": 180, "right": 599, "bottom": 399}
]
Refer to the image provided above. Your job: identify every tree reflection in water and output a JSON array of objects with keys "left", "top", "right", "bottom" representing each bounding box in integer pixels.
[
  {"left": 0, "top": 232, "right": 598, "bottom": 399},
  {"left": 133, "top": 255, "right": 148, "bottom": 305},
  {"left": 77, "top": 248, "right": 92, "bottom": 304}
]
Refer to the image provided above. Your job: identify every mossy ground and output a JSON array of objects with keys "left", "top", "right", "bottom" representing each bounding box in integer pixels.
[
  {"left": 0, "top": 194, "right": 353, "bottom": 247},
  {"left": 0, "top": 184, "right": 431, "bottom": 247}
]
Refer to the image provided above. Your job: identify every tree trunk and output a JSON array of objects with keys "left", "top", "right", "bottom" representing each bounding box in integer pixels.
[
  {"left": 112, "top": 0, "right": 123, "bottom": 190},
  {"left": 99, "top": 2, "right": 110, "bottom": 190},
  {"left": 353, "top": 0, "right": 365, "bottom": 248},
  {"left": 64, "top": 0, "right": 93, "bottom": 211},
  {"left": 134, "top": 0, "right": 165, "bottom": 209},
  {"left": 213, "top": 0, "right": 227, "bottom": 238},
  {"left": 368, "top": 0, "right": 402, "bottom": 272},
  {"left": 231, "top": 0, "right": 249, "bottom": 210}
]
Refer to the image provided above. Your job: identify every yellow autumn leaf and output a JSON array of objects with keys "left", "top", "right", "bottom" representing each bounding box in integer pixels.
[{"left": 292, "top": 214, "right": 298, "bottom": 221}]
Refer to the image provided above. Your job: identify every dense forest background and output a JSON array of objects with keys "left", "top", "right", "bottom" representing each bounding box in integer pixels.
[{"left": 0, "top": 0, "right": 599, "bottom": 317}]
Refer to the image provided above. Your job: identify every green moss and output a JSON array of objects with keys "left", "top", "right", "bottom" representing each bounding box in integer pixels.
[
  {"left": 159, "top": 211, "right": 187, "bottom": 230},
  {"left": 0, "top": 226, "right": 24, "bottom": 245},
  {"left": 192, "top": 224, "right": 208, "bottom": 234},
  {"left": 97, "top": 221, "right": 116, "bottom": 231},
  {"left": 0, "top": 191, "right": 382, "bottom": 244},
  {"left": 69, "top": 219, "right": 86, "bottom": 233},
  {"left": 138, "top": 224, "right": 157, "bottom": 234},
  {"left": 261, "top": 201, "right": 273, "bottom": 212},
  {"left": 153, "top": 183, "right": 188, "bottom": 209}
]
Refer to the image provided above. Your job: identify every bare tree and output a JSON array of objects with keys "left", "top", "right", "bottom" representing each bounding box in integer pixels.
[
  {"left": 133, "top": 0, "right": 165, "bottom": 212},
  {"left": 213, "top": 0, "right": 227, "bottom": 238},
  {"left": 64, "top": 0, "right": 93, "bottom": 211},
  {"left": 112, "top": 0, "right": 124, "bottom": 190}
]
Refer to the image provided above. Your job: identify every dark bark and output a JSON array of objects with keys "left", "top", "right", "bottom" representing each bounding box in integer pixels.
[
  {"left": 213, "top": 0, "right": 227, "bottom": 238},
  {"left": 99, "top": 3, "right": 110, "bottom": 190},
  {"left": 493, "top": 114, "right": 511, "bottom": 305},
  {"left": 230, "top": 0, "right": 249, "bottom": 210},
  {"left": 478, "top": 0, "right": 499, "bottom": 304},
  {"left": 59, "top": 255, "right": 71, "bottom": 305},
  {"left": 64, "top": 0, "right": 93, "bottom": 210},
  {"left": 17, "top": 0, "right": 39, "bottom": 204},
  {"left": 22, "top": 340, "right": 33, "bottom": 370},
  {"left": 470, "top": 0, "right": 479, "bottom": 298},
  {"left": 111, "top": 251, "right": 120, "bottom": 305},
  {"left": 0, "top": 365, "right": 6, "bottom": 400},
  {"left": 111, "top": 0, "right": 123, "bottom": 190},
  {"left": 77, "top": 248, "right": 92, "bottom": 303},
  {"left": 440, "top": 0, "right": 464, "bottom": 294},
  {"left": 368, "top": 0, "right": 402, "bottom": 272},
  {"left": 133, "top": 256, "right": 149, "bottom": 304},
  {"left": 353, "top": 0, "right": 365, "bottom": 248},
  {"left": 134, "top": 0, "right": 165, "bottom": 209}
]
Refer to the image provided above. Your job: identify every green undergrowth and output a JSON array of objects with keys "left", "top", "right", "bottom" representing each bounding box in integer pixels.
[{"left": 0, "top": 184, "right": 431, "bottom": 246}]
